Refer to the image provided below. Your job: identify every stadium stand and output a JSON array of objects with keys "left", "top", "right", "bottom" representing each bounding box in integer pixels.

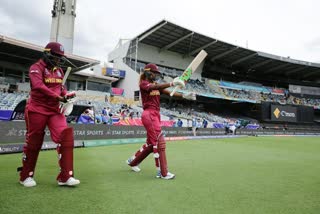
[
  {"left": 121, "top": 58, "right": 320, "bottom": 109},
  {"left": 0, "top": 20, "right": 319, "bottom": 135},
  {"left": 0, "top": 92, "right": 28, "bottom": 110}
]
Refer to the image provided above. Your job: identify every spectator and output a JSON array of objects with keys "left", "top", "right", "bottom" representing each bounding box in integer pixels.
[
  {"left": 102, "top": 107, "right": 108, "bottom": 116},
  {"left": 229, "top": 124, "right": 236, "bottom": 135},
  {"left": 120, "top": 109, "right": 127, "bottom": 120},
  {"left": 172, "top": 121, "right": 177, "bottom": 127},
  {"left": 78, "top": 107, "right": 95, "bottom": 124},
  {"left": 197, "top": 119, "right": 202, "bottom": 128},
  {"left": 86, "top": 107, "right": 94, "bottom": 120},
  {"left": 107, "top": 115, "right": 113, "bottom": 125},
  {"left": 202, "top": 119, "right": 208, "bottom": 128},
  {"left": 129, "top": 111, "right": 134, "bottom": 119},
  {"left": 101, "top": 107, "right": 111, "bottom": 124},
  {"left": 235, "top": 120, "right": 241, "bottom": 129},
  {"left": 224, "top": 120, "right": 230, "bottom": 135},
  {"left": 192, "top": 117, "right": 197, "bottom": 136}
]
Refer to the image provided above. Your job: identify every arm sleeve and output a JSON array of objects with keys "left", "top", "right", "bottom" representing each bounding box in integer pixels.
[
  {"left": 161, "top": 88, "right": 183, "bottom": 97},
  {"left": 140, "top": 81, "right": 171, "bottom": 91},
  {"left": 29, "top": 64, "right": 60, "bottom": 99},
  {"left": 139, "top": 81, "right": 152, "bottom": 92}
]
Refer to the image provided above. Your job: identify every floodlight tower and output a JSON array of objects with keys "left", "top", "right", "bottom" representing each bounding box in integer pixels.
[{"left": 50, "top": 0, "right": 77, "bottom": 54}]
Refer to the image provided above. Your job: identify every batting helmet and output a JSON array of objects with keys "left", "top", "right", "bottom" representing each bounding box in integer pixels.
[
  {"left": 44, "top": 42, "right": 65, "bottom": 56},
  {"left": 144, "top": 63, "right": 160, "bottom": 73}
]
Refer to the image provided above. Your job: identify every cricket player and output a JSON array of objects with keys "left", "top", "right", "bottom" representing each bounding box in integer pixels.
[
  {"left": 126, "top": 63, "right": 195, "bottom": 179},
  {"left": 18, "top": 42, "right": 80, "bottom": 187}
]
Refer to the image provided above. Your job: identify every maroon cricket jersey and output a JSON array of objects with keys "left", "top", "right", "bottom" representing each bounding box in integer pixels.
[
  {"left": 140, "top": 80, "right": 160, "bottom": 111},
  {"left": 27, "top": 59, "right": 67, "bottom": 115}
]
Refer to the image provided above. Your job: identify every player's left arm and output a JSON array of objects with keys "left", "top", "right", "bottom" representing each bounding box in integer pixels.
[
  {"left": 161, "top": 89, "right": 183, "bottom": 98},
  {"left": 29, "top": 64, "right": 60, "bottom": 99},
  {"left": 144, "top": 77, "right": 185, "bottom": 91},
  {"left": 161, "top": 89, "right": 196, "bottom": 100}
]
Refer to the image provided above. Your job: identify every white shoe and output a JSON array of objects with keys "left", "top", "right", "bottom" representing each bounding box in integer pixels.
[
  {"left": 58, "top": 177, "right": 80, "bottom": 186},
  {"left": 160, "top": 172, "right": 175, "bottom": 180},
  {"left": 156, "top": 170, "right": 161, "bottom": 178},
  {"left": 20, "top": 177, "right": 37, "bottom": 187},
  {"left": 126, "top": 158, "right": 141, "bottom": 172}
]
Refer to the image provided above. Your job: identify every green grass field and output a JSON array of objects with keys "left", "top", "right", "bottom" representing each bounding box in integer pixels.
[{"left": 1, "top": 136, "right": 320, "bottom": 214}]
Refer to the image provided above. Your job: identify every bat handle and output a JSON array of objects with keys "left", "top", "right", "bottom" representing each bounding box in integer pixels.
[
  {"left": 170, "top": 85, "right": 180, "bottom": 96},
  {"left": 62, "top": 67, "right": 72, "bottom": 85}
]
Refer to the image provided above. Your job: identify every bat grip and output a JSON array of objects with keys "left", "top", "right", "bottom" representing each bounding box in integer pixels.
[{"left": 170, "top": 86, "right": 179, "bottom": 96}]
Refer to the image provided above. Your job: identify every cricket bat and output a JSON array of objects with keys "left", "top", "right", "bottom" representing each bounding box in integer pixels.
[
  {"left": 170, "top": 50, "right": 208, "bottom": 96},
  {"left": 60, "top": 67, "right": 74, "bottom": 116},
  {"left": 62, "top": 67, "right": 72, "bottom": 85}
]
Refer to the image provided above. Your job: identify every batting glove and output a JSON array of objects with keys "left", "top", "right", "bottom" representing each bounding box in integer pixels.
[
  {"left": 60, "top": 102, "right": 74, "bottom": 116},
  {"left": 172, "top": 77, "right": 185, "bottom": 88},
  {"left": 59, "top": 91, "right": 77, "bottom": 115}
]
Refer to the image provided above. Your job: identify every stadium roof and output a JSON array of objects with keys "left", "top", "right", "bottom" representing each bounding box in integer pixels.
[
  {"left": 0, "top": 35, "right": 100, "bottom": 72},
  {"left": 134, "top": 20, "right": 320, "bottom": 82}
]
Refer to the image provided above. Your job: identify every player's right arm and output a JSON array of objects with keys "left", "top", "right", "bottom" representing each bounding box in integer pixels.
[{"left": 140, "top": 78, "right": 185, "bottom": 91}]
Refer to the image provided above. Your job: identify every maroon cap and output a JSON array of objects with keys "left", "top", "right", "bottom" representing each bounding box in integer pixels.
[
  {"left": 44, "top": 42, "right": 65, "bottom": 56},
  {"left": 144, "top": 63, "right": 160, "bottom": 73}
]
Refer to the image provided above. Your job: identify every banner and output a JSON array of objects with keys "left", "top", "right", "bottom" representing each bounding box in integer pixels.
[
  {"left": 271, "top": 105, "right": 297, "bottom": 122},
  {"left": 0, "top": 121, "right": 319, "bottom": 154},
  {"left": 111, "top": 87, "right": 124, "bottom": 96},
  {"left": 105, "top": 67, "right": 126, "bottom": 78},
  {"left": 0, "top": 110, "right": 13, "bottom": 121},
  {"left": 0, "top": 122, "right": 226, "bottom": 145},
  {"left": 271, "top": 88, "right": 285, "bottom": 95},
  {"left": 289, "top": 84, "right": 320, "bottom": 96},
  {"left": 289, "top": 85, "right": 301, "bottom": 94}
]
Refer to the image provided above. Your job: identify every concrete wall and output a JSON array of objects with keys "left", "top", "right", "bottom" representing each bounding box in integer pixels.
[
  {"left": 50, "top": 0, "right": 76, "bottom": 54},
  {"left": 113, "top": 59, "right": 140, "bottom": 99},
  {"left": 137, "top": 43, "right": 204, "bottom": 80},
  {"left": 108, "top": 41, "right": 140, "bottom": 99},
  {"left": 108, "top": 40, "right": 131, "bottom": 63}
]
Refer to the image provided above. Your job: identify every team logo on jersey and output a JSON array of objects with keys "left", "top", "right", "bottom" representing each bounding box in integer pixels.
[
  {"left": 150, "top": 90, "right": 160, "bottom": 96},
  {"left": 44, "top": 68, "right": 50, "bottom": 76},
  {"left": 56, "top": 71, "right": 62, "bottom": 77},
  {"left": 44, "top": 78, "right": 62, "bottom": 83}
]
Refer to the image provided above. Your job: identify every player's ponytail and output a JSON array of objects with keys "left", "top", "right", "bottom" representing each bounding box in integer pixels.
[{"left": 139, "top": 72, "right": 146, "bottom": 85}]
